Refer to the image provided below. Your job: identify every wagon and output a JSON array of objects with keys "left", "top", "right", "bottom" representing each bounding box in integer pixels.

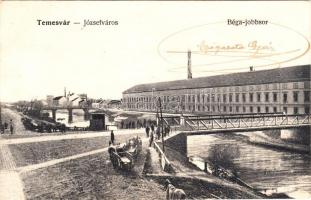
[
  {"left": 124, "top": 137, "right": 142, "bottom": 158},
  {"left": 108, "top": 137, "right": 142, "bottom": 171},
  {"left": 108, "top": 145, "right": 134, "bottom": 171}
]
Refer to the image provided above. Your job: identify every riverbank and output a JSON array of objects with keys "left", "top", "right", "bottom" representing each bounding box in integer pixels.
[
  {"left": 240, "top": 131, "right": 310, "bottom": 154},
  {"left": 145, "top": 141, "right": 267, "bottom": 199}
]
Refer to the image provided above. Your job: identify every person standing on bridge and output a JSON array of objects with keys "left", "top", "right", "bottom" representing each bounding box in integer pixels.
[{"left": 110, "top": 130, "right": 115, "bottom": 144}]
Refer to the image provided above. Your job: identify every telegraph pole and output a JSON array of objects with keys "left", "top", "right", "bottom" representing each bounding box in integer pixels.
[
  {"left": 187, "top": 50, "right": 192, "bottom": 79},
  {"left": 0, "top": 101, "right": 2, "bottom": 125},
  {"left": 158, "top": 97, "right": 165, "bottom": 152}
]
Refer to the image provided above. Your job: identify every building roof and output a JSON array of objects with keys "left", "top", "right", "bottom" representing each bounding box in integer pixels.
[
  {"left": 53, "top": 96, "right": 65, "bottom": 100},
  {"left": 108, "top": 100, "right": 122, "bottom": 105},
  {"left": 123, "top": 65, "right": 310, "bottom": 94}
]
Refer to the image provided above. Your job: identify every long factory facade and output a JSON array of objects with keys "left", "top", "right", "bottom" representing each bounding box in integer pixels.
[{"left": 122, "top": 65, "right": 311, "bottom": 115}]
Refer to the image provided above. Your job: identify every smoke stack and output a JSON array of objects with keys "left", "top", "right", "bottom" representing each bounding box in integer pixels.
[
  {"left": 250, "top": 66, "right": 254, "bottom": 71},
  {"left": 64, "top": 87, "right": 67, "bottom": 97},
  {"left": 187, "top": 50, "right": 192, "bottom": 79}
]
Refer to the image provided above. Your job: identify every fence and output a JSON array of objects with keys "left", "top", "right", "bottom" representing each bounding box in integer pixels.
[{"left": 153, "top": 141, "right": 173, "bottom": 173}]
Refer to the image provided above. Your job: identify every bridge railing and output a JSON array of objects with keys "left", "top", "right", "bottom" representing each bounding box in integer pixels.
[{"left": 183, "top": 114, "right": 311, "bottom": 131}]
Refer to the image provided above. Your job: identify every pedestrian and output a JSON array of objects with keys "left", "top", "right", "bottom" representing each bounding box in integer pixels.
[
  {"left": 167, "top": 125, "right": 171, "bottom": 136},
  {"left": 151, "top": 124, "right": 155, "bottom": 132},
  {"left": 145, "top": 126, "right": 150, "bottom": 137},
  {"left": 1, "top": 124, "right": 4, "bottom": 134},
  {"left": 156, "top": 126, "right": 161, "bottom": 140},
  {"left": 9, "top": 119, "right": 14, "bottom": 135},
  {"left": 4, "top": 122, "right": 8, "bottom": 130},
  {"left": 110, "top": 130, "right": 115, "bottom": 144},
  {"left": 149, "top": 130, "right": 154, "bottom": 147}
]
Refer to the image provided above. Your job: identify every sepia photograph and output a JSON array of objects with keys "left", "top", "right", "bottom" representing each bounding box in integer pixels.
[{"left": 0, "top": 1, "right": 310, "bottom": 199}]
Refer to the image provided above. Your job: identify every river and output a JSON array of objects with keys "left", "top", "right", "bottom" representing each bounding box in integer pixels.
[{"left": 187, "top": 133, "right": 311, "bottom": 199}]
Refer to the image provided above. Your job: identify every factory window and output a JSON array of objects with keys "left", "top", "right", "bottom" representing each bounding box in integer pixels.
[
  {"left": 229, "top": 106, "right": 232, "bottom": 112},
  {"left": 223, "top": 94, "right": 227, "bottom": 102},
  {"left": 207, "top": 106, "right": 210, "bottom": 112},
  {"left": 304, "top": 81, "right": 310, "bottom": 89},
  {"left": 197, "top": 94, "right": 200, "bottom": 103},
  {"left": 217, "top": 94, "right": 221, "bottom": 103},
  {"left": 250, "top": 106, "right": 253, "bottom": 113},
  {"left": 257, "top": 93, "right": 261, "bottom": 102},
  {"left": 256, "top": 85, "right": 262, "bottom": 90},
  {"left": 249, "top": 85, "right": 254, "bottom": 91},
  {"left": 283, "top": 107, "right": 288, "bottom": 114},
  {"left": 283, "top": 93, "right": 288, "bottom": 103},
  {"left": 265, "top": 106, "right": 269, "bottom": 113},
  {"left": 188, "top": 95, "right": 191, "bottom": 102},
  {"left": 293, "top": 91, "right": 299, "bottom": 102},
  {"left": 305, "top": 107, "right": 310, "bottom": 114},
  {"left": 211, "top": 94, "right": 215, "bottom": 102},
  {"left": 304, "top": 91, "right": 310, "bottom": 102},
  {"left": 207, "top": 94, "right": 211, "bottom": 103},
  {"left": 249, "top": 93, "right": 253, "bottom": 102},
  {"left": 293, "top": 82, "right": 299, "bottom": 89},
  {"left": 192, "top": 95, "right": 195, "bottom": 102},
  {"left": 236, "top": 106, "right": 239, "bottom": 113},
  {"left": 282, "top": 83, "right": 288, "bottom": 89},
  {"left": 265, "top": 84, "right": 270, "bottom": 90},
  {"left": 294, "top": 107, "right": 299, "bottom": 114},
  {"left": 257, "top": 106, "right": 261, "bottom": 113},
  {"left": 265, "top": 93, "right": 269, "bottom": 102},
  {"left": 198, "top": 105, "right": 201, "bottom": 111},
  {"left": 229, "top": 93, "right": 233, "bottom": 102},
  {"left": 242, "top": 93, "right": 246, "bottom": 102},
  {"left": 223, "top": 106, "right": 227, "bottom": 112},
  {"left": 235, "top": 93, "right": 240, "bottom": 102},
  {"left": 243, "top": 106, "right": 246, "bottom": 113},
  {"left": 273, "top": 83, "right": 278, "bottom": 90},
  {"left": 212, "top": 106, "right": 215, "bottom": 112},
  {"left": 235, "top": 86, "right": 240, "bottom": 92},
  {"left": 273, "top": 107, "right": 277, "bottom": 113},
  {"left": 273, "top": 93, "right": 278, "bottom": 102}
]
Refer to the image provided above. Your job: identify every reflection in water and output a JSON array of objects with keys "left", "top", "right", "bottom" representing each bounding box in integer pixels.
[{"left": 188, "top": 133, "right": 311, "bottom": 198}]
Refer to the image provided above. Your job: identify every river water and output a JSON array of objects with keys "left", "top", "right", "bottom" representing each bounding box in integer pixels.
[{"left": 187, "top": 133, "right": 311, "bottom": 199}]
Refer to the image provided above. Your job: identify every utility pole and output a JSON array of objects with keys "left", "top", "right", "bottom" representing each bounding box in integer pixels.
[
  {"left": 187, "top": 50, "right": 192, "bottom": 79},
  {"left": 158, "top": 97, "right": 165, "bottom": 152},
  {"left": 0, "top": 101, "right": 2, "bottom": 125}
]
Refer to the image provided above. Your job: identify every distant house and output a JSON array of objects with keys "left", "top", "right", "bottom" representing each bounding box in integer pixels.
[
  {"left": 53, "top": 96, "right": 67, "bottom": 106},
  {"left": 46, "top": 95, "right": 54, "bottom": 106},
  {"left": 107, "top": 100, "right": 122, "bottom": 109}
]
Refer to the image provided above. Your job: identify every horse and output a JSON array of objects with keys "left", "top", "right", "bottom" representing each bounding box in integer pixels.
[{"left": 165, "top": 179, "right": 186, "bottom": 200}]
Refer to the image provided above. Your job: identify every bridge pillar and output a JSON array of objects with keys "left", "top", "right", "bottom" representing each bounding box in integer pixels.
[
  {"left": 68, "top": 108, "right": 73, "bottom": 123},
  {"left": 83, "top": 108, "right": 90, "bottom": 121},
  {"left": 164, "top": 132, "right": 187, "bottom": 154},
  {"left": 51, "top": 109, "right": 57, "bottom": 122}
]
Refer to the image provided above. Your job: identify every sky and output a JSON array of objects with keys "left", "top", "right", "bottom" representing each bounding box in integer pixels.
[{"left": 0, "top": 1, "right": 310, "bottom": 102}]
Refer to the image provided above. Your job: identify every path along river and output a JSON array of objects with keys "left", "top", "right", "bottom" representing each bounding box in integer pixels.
[{"left": 187, "top": 133, "right": 311, "bottom": 199}]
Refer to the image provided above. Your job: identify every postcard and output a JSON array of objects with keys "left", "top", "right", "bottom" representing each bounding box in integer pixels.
[{"left": 0, "top": 1, "right": 310, "bottom": 200}]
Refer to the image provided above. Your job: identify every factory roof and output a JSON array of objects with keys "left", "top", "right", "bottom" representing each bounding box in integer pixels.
[{"left": 123, "top": 65, "right": 310, "bottom": 94}]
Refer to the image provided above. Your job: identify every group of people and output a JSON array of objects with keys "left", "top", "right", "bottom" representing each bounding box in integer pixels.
[
  {"left": 0, "top": 119, "right": 14, "bottom": 135},
  {"left": 145, "top": 124, "right": 171, "bottom": 147}
]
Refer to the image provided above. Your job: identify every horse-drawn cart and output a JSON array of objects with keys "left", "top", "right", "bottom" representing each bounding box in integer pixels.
[{"left": 108, "top": 136, "right": 142, "bottom": 171}]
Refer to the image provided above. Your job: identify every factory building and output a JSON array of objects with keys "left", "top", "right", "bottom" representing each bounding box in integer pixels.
[{"left": 122, "top": 65, "right": 310, "bottom": 115}]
